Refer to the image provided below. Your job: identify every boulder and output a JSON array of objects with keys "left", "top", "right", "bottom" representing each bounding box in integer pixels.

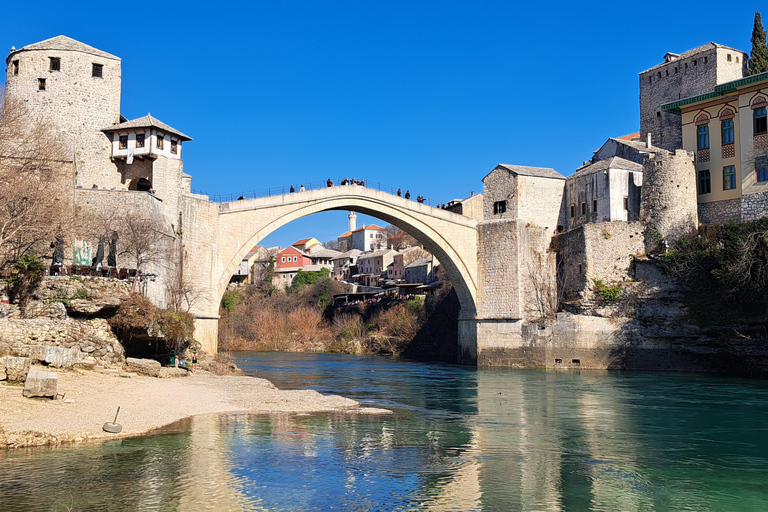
[
  {"left": 4, "top": 356, "right": 31, "bottom": 381},
  {"left": 125, "top": 357, "right": 161, "bottom": 377},
  {"left": 43, "top": 346, "right": 82, "bottom": 368},
  {"left": 158, "top": 367, "right": 189, "bottom": 379},
  {"left": 22, "top": 370, "right": 58, "bottom": 398}
]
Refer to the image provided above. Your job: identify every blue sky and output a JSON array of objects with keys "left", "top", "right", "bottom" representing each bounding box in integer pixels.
[{"left": 2, "top": 1, "right": 762, "bottom": 248}]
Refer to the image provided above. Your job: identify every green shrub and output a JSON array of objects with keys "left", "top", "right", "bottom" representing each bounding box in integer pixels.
[
  {"left": 592, "top": 279, "right": 621, "bottom": 305},
  {"left": 656, "top": 219, "right": 768, "bottom": 324},
  {"left": 222, "top": 292, "right": 237, "bottom": 312}
]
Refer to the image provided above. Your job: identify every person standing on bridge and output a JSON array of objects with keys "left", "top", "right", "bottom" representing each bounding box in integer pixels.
[
  {"left": 290, "top": 185, "right": 295, "bottom": 193},
  {"left": 397, "top": 188, "right": 402, "bottom": 197},
  {"left": 327, "top": 178, "right": 334, "bottom": 187},
  {"left": 405, "top": 190, "right": 411, "bottom": 199},
  {"left": 300, "top": 185, "right": 305, "bottom": 191}
]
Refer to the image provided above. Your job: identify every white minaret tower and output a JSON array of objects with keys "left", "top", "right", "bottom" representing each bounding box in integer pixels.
[{"left": 348, "top": 211, "right": 357, "bottom": 232}]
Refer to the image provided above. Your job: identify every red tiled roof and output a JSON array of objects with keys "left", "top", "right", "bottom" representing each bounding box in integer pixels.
[
  {"left": 293, "top": 238, "right": 313, "bottom": 246},
  {"left": 616, "top": 132, "right": 640, "bottom": 141},
  {"left": 338, "top": 231, "right": 352, "bottom": 238},
  {"left": 352, "top": 224, "right": 385, "bottom": 232}
]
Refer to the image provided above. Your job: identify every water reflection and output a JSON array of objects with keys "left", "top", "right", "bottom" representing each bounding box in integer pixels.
[{"left": 2, "top": 354, "right": 768, "bottom": 511}]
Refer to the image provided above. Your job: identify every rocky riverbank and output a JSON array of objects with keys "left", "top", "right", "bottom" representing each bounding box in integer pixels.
[{"left": 0, "top": 366, "right": 390, "bottom": 449}]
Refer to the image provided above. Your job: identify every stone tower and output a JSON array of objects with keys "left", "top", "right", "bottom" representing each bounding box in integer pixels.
[
  {"left": 640, "top": 146, "right": 698, "bottom": 245},
  {"left": 348, "top": 211, "right": 357, "bottom": 232},
  {"left": 639, "top": 43, "right": 746, "bottom": 151},
  {"left": 5, "top": 35, "right": 122, "bottom": 188}
]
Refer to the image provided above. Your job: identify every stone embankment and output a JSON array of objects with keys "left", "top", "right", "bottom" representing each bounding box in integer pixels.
[{"left": 0, "top": 276, "right": 130, "bottom": 369}]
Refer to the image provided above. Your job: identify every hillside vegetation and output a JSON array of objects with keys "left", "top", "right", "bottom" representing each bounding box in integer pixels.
[{"left": 218, "top": 267, "right": 458, "bottom": 361}]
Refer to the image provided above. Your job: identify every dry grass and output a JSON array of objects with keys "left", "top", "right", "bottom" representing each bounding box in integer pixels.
[
  {"left": 219, "top": 298, "right": 333, "bottom": 352},
  {"left": 370, "top": 302, "right": 423, "bottom": 341}
]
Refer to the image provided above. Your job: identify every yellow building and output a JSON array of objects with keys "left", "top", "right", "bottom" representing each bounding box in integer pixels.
[{"left": 663, "top": 71, "right": 768, "bottom": 223}]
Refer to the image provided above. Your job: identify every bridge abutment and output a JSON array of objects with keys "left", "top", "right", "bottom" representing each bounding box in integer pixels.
[{"left": 194, "top": 316, "right": 220, "bottom": 354}]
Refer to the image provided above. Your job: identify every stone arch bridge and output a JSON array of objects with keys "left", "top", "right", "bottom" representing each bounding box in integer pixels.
[{"left": 182, "top": 185, "right": 537, "bottom": 364}]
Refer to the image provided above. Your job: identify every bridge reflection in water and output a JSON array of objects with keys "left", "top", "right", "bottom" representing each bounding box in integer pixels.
[{"left": 2, "top": 354, "right": 768, "bottom": 511}]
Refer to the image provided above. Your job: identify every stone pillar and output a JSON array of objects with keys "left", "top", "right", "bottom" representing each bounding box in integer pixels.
[{"left": 194, "top": 316, "right": 219, "bottom": 354}]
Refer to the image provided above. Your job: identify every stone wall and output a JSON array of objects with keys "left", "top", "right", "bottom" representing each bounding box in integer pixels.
[
  {"left": 639, "top": 45, "right": 746, "bottom": 151},
  {"left": 0, "top": 276, "right": 133, "bottom": 368},
  {"left": 517, "top": 175, "right": 565, "bottom": 230},
  {"left": 482, "top": 168, "right": 517, "bottom": 221},
  {"left": 698, "top": 197, "right": 741, "bottom": 224},
  {"left": 180, "top": 194, "right": 221, "bottom": 353},
  {"left": 741, "top": 190, "right": 768, "bottom": 221},
  {"left": 73, "top": 188, "right": 175, "bottom": 307},
  {"left": 5, "top": 40, "right": 123, "bottom": 190},
  {"left": 0, "top": 312, "right": 124, "bottom": 367},
  {"left": 556, "top": 222, "right": 646, "bottom": 301},
  {"left": 476, "top": 220, "right": 519, "bottom": 319},
  {"left": 640, "top": 149, "right": 698, "bottom": 245}
]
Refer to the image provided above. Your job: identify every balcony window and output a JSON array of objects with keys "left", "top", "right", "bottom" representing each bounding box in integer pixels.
[
  {"left": 156, "top": 134, "right": 164, "bottom": 150},
  {"left": 136, "top": 133, "right": 145, "bottom": 148},
  {"left": 119, "top": 135, "right": 128, "bottom": 149},
  {"left": 170, "top": 140, "right": 178, "bottom": 155}
]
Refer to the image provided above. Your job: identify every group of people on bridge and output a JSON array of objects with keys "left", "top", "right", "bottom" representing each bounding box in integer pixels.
[{"left": 397, "top": 189, "right": 426, "bottom": 204}]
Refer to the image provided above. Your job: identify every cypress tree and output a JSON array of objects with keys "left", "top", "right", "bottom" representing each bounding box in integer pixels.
[{"left": 749, "top": 12, "right": 768, "bottom": 75}]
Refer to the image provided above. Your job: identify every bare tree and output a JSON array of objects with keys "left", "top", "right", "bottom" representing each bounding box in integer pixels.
[
  {"left": 166, "top": 249, "right": 200, "bottom": 312},
  {"left": 385, "top": 224, "right": 418, "bottom": 250},
  {"left": 118, "top": 212, "right": 173, "bottom": 274},
  {"left": 0, "top": 88, "right": 73, "bottom": 267},
  {"left": 403, "top": 246, "right": 431, "bottom": 266},
  {"left": 526, "top": 252, "right": 559, "bottom": 320}
]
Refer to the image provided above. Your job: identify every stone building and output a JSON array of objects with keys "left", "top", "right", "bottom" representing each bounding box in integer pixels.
[
  {"left": 565, "top": 156, "right": 643, "bottom": 231},
  {"left": 331, "top": 249, "right": 361, "bottom": 280},
  {"left": 5, "top": 36, "right": 122, "bottom": 189},
  {"left": 662, "top": 71, "right": 768, "bottom": 223},
  {"left": 445, "top": 192, "right": 484, "bottom": 220},
  {"left": 639, "top": 42, "right": 746, "bottom": 152},
  {"left": 404, "top": 258, "right": 436, "bottom": 285},
  {"left": 481, "top": 165, "right": 566, "bottom": 231},
  {"left": 351, "top": 224, "right": 387, "bottom": 251},
  {"left": 3, "top": 35, "right": 199, "bottom": 310}
]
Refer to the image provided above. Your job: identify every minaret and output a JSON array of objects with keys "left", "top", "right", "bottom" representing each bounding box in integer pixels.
[{"left": 348, "top": 211, "right": 357, "bottom": 232}]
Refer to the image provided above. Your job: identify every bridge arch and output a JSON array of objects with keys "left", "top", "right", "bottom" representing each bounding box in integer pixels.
[{"left": 212, "top": 187, "right": 479, "bottom": 327}]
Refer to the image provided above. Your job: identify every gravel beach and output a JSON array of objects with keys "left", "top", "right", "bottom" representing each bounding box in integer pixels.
[{"left": 0, "top": 366, "right": 390, "bottom": 449}]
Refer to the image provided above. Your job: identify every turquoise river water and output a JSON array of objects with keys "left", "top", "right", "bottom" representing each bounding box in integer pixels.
[{"left": 2, "top": 352, "right": 768, "bottom": 511}]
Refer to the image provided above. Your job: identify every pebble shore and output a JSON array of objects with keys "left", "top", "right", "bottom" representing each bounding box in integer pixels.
[{"left": 0, "top": 366, "right": 390, "bottom": 449}]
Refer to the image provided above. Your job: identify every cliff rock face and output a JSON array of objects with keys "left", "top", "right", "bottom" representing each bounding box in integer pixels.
[{"left": 0, "top": 277, "right": 131, "bottom": 368}]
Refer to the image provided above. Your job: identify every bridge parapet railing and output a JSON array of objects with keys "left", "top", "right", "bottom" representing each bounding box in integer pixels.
[{"left": 192, "top": 179, "right": 445, "bottom": 208}]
